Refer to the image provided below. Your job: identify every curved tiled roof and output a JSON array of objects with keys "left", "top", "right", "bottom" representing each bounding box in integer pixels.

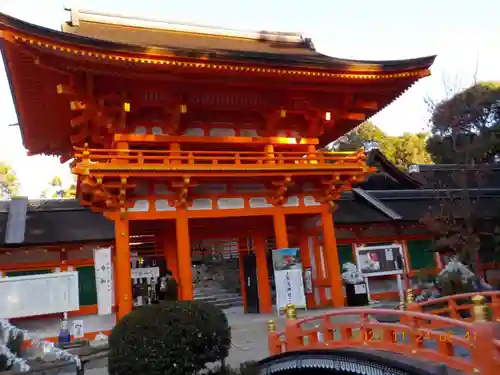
[{"left": 0, "top": 9, "right": 436, "bottom": 72}]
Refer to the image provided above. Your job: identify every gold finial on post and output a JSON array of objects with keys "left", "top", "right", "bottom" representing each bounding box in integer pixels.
[
  {"left": 268, "top": 320, "right": 276, "bottom": 332},
  {"left": 285, "top": 304, "right": 296, "bottom": 320},
  {"left": 406, "top": 289, "right": 414, "bottom": 305},
  {"left": 472, "top": 295, "right": 487, "bottom": 322}
]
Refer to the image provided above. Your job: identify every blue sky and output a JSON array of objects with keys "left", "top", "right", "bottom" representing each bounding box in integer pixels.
[{"left": 0, "top": 0, "right": 499, "bottom": 197}]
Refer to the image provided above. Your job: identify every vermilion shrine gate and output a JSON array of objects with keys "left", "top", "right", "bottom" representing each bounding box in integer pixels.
[{"left": 0, "top": 8, "right": 435, "bottom": 320}]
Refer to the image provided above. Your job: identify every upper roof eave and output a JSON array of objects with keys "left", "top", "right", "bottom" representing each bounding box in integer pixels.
[{"left": 0, "top": 11, "right": 436, "bottom": 74}]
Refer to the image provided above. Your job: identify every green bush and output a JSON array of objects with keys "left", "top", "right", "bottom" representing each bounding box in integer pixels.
[{"left": 108, "top": 300, "right": 231, "bottom": 375}]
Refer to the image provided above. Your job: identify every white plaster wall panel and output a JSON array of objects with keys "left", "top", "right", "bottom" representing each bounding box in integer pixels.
[
  {"left": 0, "top": 249, "right": 59, "bottom": 265},
  {"left": 134, "top": 183, "right": 149, "bottom": 196},
  {"left": 183, "top": 128, "right": 204, "bottom": 136},
  {"left": 239, "top": 129, "right": 258, "bottom": 137},
  {"left": 249, "top": 197, "right": 273, "bottom": 208},
  {"left": 188, "top": 199, "right": 213, "bottom": 210},
  {"left": 155, "top": 199, "right": 175, "bottom": 211},
  {"left": 133, "top": 126, "right": 147, "bottom": 135},
  {"left": 232, "top": 184, "right": 266, "bottom": 193},
  {"left": 325, "top": 288, "right": 331, "bottom": 300},
  {"left": 154, "top": 184, "right": 172, "bottom": 195},
  {"left": 283, "top": 196, "right": 299, "bottom": 207},
  {"left": 304, "top": 196, "right": 320, "bottom": 206},
  {"left": 210, "top": 128, "right": 236, "bottom": 137},
  {"left": 314, "top": 288, "right": 320, "bottom": 306},
  {"left": 217, "top": 198, "right": 245, "bottom": 209},
  {"left": 318, "top": 243, "right": 326, "bottom": 279},
  {"left": 192, "top": 184, "right": 227, "bottom": 194},
  {"left": 128, "top": 200, "right": 149, "bottom": 212},
  {"left": 151, "top": 126, "right": 164, "bottom": 135}
]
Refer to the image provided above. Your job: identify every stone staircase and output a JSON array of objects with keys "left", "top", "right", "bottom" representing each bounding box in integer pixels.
[{"left": 194, "top": 282, "right": 243, "bottom": 309}]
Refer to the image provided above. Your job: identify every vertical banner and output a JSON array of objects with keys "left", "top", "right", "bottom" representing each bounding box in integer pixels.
[
  {"left": 93, "top": 247, "right": 113, "bottom": 315},
  {"left": 272, "top": 248, "right": 307, "bottom": 312}
]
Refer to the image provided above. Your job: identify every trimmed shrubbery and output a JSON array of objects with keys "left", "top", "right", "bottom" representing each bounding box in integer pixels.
[{"left": 108, "top": 300, "right": 231, "bottom": 375}]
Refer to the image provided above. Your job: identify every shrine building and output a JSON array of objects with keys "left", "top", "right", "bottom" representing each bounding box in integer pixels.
[{"left": 0, "top": 8, "right": 436, "bottom": 324}]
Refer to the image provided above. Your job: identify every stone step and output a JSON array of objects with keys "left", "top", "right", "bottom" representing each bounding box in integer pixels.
[
  {"left": 196, "top": 295, "right": 242, "bottom": 303},
  {"left": 195, "top": 295, "right": 242, "bottom": 305},
  {"left": 195, "top": 290, "right": 241, "bottom": 298}
]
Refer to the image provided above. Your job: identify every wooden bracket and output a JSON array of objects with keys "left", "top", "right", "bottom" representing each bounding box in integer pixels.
[
  {"left": 75, "top": 174, "right": 134, "bottom": 216},
  {"left": 171, "top": 176, "right": 197, "bottom": 208},
  {"left": 266, "top": 176, "right": 293, "bottom": 206},
  {"left": 314, "top": 178, "right": 353, "bottom": 207}
]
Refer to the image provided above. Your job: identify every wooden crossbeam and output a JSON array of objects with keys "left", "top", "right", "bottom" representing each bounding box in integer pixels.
[
  {"left": 353, "top": 100, "right": 378, "bottom": 110},
  {"left": 343, "top": 112, "right": 366, "bottom": 121}
]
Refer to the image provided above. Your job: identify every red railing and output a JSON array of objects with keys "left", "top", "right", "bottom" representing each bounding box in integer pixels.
[
  {"left": 72, "top": 145, "right": 367, "bottom": 170},
  {"left": 268, "top": 304, "right": 500, "bottom": 375},
  {"left": 410, "top": 291, "right": 500, "bottom": 326}
]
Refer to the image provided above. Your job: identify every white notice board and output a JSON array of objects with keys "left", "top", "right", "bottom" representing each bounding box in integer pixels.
[
  {"left": 0, "top": 272, "right": 80, "bottom": 319},
  {"left": 94, "top": 247, "right": 114, "bottom": 315}
]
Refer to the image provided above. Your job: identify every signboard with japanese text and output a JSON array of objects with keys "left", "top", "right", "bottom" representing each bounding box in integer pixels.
[{"left": 272, "top": 248, "right": 307, "bottom": 312}]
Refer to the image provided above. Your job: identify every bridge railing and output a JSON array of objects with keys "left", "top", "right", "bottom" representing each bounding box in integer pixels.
[
  {"left": 407, "top": 290, "right": 500, "bottom": 325},
  {"left": 268, "top": 298, "right": 500, "bottom": 375}
]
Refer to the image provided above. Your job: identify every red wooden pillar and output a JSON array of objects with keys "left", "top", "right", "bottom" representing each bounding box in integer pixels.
[
  {"left": 321, "top": 208, "right": 344, "bottom": 307},
  {"left": 254, "top": 234, "right": 272, "bottom": 313},
  {"left": 238, "top": 238, "right": 249, "bottom": 312},
  {"left": 114, "top": 218, "right": 133, "bottom": 320},
  {"left": 273, "top": 210, "right": 289, "bottom": 249},
  {"left": 176, "top": 210, "right": 193, "bottom": 300},
  {"left": 163, "top": 231, "right": 179, "bottom": 281}
]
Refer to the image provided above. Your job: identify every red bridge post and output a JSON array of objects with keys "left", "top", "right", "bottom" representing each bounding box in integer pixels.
[
  {"left": 267, "top": 319, "right": 281, "bottom": 355},
  {"left": 469, "top": 295, "right": 500, "bottom": 375},
  {"left": 284, "top": 304, "right": 302, "bottom": 351}
]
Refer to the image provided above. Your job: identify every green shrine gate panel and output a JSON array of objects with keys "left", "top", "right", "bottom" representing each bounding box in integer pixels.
[
  {"left": 338, "top": 244, "right": 353, "bottom": 269},
  {"left": 407, "top": 239, "right": 436, "bottom": 270},
  {"left": 77, "top": 266, "right": 98, "bottom": 306}
]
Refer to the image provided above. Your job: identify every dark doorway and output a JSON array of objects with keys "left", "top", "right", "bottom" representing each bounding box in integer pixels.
[{"left": 242, "top": 252, "right": 260, "bottom": 313}]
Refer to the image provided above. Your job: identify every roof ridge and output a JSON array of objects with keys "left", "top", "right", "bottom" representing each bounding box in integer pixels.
[{"left": 64, "top": 7, "right": 310, "bottom": 45}]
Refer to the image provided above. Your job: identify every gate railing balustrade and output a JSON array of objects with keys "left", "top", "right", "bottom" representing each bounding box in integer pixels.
[{"left": 267, "top": 298, "right": 500, "bottom": 375}]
